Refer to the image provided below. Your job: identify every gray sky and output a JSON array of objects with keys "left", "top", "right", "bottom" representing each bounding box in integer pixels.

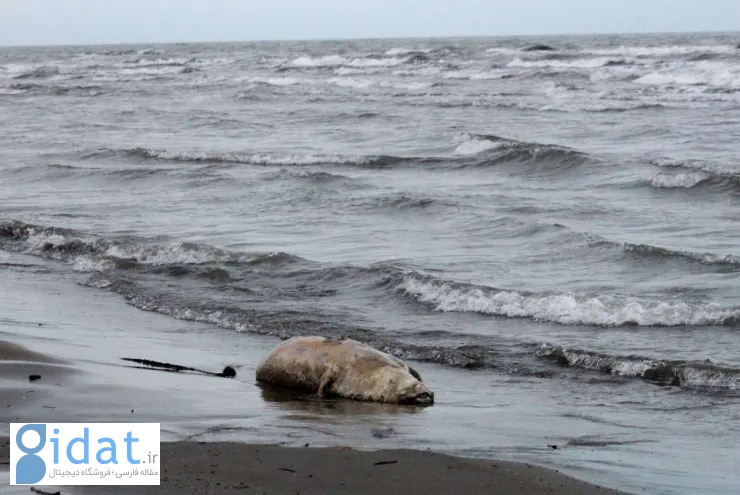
[{"left": 1, "top": 0, "right": 738, "bottom": 46}]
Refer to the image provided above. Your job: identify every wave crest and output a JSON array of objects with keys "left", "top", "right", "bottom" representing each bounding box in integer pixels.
[
  {"left": 537, "top": 344, "right": 740, "bottom": 391},
  {"left": 399, "top": 274, "right": 739, "bottom": 327},
  {"left": 621, "top": 242, "right": 740, "bottom": 268},
  {"left": 452, "top": 133, "right": 590, "bottom": 170}
]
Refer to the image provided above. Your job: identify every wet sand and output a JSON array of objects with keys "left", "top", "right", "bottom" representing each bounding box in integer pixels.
[
  {"left": 0, "top": 439, "right": 625, "bottom": 495},
  {"left": 0, "top": 339, "right": 628, "bottom": 495},
  {"left": 0, "top": 348, "right": 623, "bottom": 495}
]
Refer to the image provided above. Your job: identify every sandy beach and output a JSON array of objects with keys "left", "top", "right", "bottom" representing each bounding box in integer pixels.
[{"left": 0, "top": 333, "right": 626, "bottom": 494}]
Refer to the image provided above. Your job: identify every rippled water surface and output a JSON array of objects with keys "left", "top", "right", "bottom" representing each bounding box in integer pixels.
[{"left": 1, "top": 32, "right": 740, "bottom": 494}]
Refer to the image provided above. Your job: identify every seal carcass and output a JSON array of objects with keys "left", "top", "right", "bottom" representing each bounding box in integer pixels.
[{"left": 255, "top": 336, "right": 434, "bottom": 405}]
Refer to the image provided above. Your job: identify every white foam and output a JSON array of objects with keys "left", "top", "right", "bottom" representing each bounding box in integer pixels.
[
  {"left": 25, "top": 231, "right": 75, "bottom": 254},
  {"left": 125, "top": 295, "right": 253, "bottom": 332},
  {"left": 680, "top": 366, "right": 740, "bottom": 390},
  {"left": 585, "top": 44, "right": 736, "bottom": 58},
  {"left": 141, "top": 148, "right": 373, "bottom": 166},
  {"left": 557, "top": 348, "right": 656, "bottom": 377},
  {"left": 508, "top": 57, "right": 623, "bottom": 70},
  {"left": 287, "top": 54, "right": 409, "bottom": 70},
  {"left": 392, "top": 67, "right": 441, "bottom": 77},
  {"left": 442, "top": 70, "right": 509, "bottom": 80},
  {"left": 385, "top": 47, "right": 432, "bottom": 56},
  {"left": 137, "top": 48, "right": 165, "bottom": 55},
  {"left": 635, "top": 61, "right": 740, "bottom": 88},
  {"left": 72, "top": 256, "right": 113, "bottom": 272},
  {"left": 453, "top": 137, "right": 501, "bottom": 155},
  {"left": 484, "top": 47, "right": 523, "bottom": 56},
  {"left": 288, "top": 55, "right": 347, "bottom": 68},
  {"left": 243, "top": 153, "right": 372, "bottom": 165},
  {"left": 401, "top": 275, "right": 740, "bottom": 326},
  {"left": 383, "top": 81, "right": 435, "bottom": 91},
  {"left": 247, "top": 76, "right": 307, "bottom": 86},
  {"left": 589, "top": 66, "right": 643, "bottom": 83},
  {"left": 130, "top": 57, "right": 193, "bottom": 67},
  {"left": 650, "top": 172, "right": 709, "bottom": 189},
  {"left": 346, "top": 57, "right": 407, "bottom": 68},
  {"left": 104, "top": 242, "right": 237, "bottom": 265},
  {"left": 327, "top": 77, "right": 375, "bottom": 89}
]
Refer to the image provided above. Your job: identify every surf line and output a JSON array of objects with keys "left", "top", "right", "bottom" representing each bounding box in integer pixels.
[{"left": 120, "top": 357, "right": 236, "bottom": 378}]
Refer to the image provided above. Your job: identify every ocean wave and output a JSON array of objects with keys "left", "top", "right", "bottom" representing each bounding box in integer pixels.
[
  {"left": 620, "top": 242, "right": 740, "bottom": 268},
  {"left": 399, "top": 273, "right": 739, "bottom": 327},
  {"left": 0, "top": 82, "right": 105, "bottom": 97},
  {"left": 6, "top": 163, "right": 187, "bottom": 182},
  {"left": 451, "top": 133, "right": 590, "bottom": 171},
  {"left": 648, "top": 158, "right": 740, "bottom": 190},
  {"left": 543, "top": 101, "right": 669, "bottom": 113},
  {"left": 285, "top": 54, "right": 411, "bottom": 69},
  {"left": 384, "top": 47, "right": 433, "bottom": 56},
  {"left": 0, "top": 220, "right": 273, "bottom": 268},
  {"left": 27, "top": 133, "right": 589, "bottom": 177},
  {"left": 123, "top": 57, "right": 196, "bottom": 67},
  {"left": 441, "top": 70, "right": 512, "bottom": 80},
  {"left": 584, "top": 44, "right": 737, "bottom": 58},
  {"left": 76, "top": 271, "right": 490, "bottom": 369},
  {"left": 634, "top": 61, "right": 740, "bottom": 88},
  {"left": 649, "top": 171, "right": 712, "bottom": 189},
  {"left": 537, "top": 344, "right": 740, "bottom": 391},
  {"left": 347, "top": 192, "right": 455, "bottom": 212},
  {"left": 260, "top": 169, "right": 356, "bottom": 185},
  {"left": 484, "top": 47, "right": 525, "bottom": 56},
  {"left": 507, "top": 57, "right": 629, "bottom": 70},
  {"left": 80, "top": 146, "right": 389, "bottom": 167},
  {"left": 7, "top": 65, "right": 61, "bottom": 79},
  {"left": 245, "top": 74, "right": 437, "bottom": 92}
]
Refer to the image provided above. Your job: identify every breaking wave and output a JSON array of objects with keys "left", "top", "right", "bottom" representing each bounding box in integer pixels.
[
  {"left": 584, "top": 44, "right": 738, "bottom": 58},
  {"left": 71, "top": 133, "right": 590, "bottom": 173},
  {"left": 451, "top": 133, "right": 591, "bottom": 171},
  {"left": 8, "top": 65, "right": 61, "bottom": 79},
  {"left": 647, "top": 157, "right": 740, "bottom": 191},
  {"left": 0, "top": 220, "right": 260, "bottom": 267},
  {"left": 0, "top": 83, "right": 105, "bottom": 97},
  {"left": 79, "top": 146, "right": 394, "bottom": 168},
  {"left": 284, "top": 54, "right": 420, "bottom": 70},
  {"left": 537, "top": 344, "right": 740, "bottom": 391},
  {"left": 634, "top": 61, "right": 740, "bottom": 89},
  {"left": 399, "top": 273, "right": 740, "bottom": 327}
]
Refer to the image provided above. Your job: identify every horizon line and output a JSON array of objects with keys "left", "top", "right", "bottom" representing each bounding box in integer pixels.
[{"left": 1, "top": 28, "right": 738, "bottom": 49}]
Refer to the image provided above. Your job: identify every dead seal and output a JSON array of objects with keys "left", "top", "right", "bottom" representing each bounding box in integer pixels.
[{"left": 255, "top": 336, "right": 434, "bottom": 406}]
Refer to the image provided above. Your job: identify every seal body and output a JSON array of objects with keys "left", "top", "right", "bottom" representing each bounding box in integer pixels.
[{"left": 255, "top": 336, "right": 434, "bottom": 406}]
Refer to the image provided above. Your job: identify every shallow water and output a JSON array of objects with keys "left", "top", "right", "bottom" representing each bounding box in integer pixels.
[{"left": 2, "top": 32, "right": 740, "bottom": 494}]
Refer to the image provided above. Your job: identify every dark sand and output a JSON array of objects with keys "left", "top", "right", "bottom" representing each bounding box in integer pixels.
[
  {"left": 0, "top": 339, "right": 630, "bottom": 494},
  {"left": 0, "top": 439, "right": 626, "bottom": 495}
]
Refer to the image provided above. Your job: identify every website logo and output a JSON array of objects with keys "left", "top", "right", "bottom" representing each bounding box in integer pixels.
[{"left": 10, "top": 423, "right": 160, "bottom": 486}]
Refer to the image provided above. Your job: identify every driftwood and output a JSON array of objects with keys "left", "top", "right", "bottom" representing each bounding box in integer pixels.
[
  {"left": 120, "top": 358, "right": 236, "bottom": 378},
  {"left": 30, "top": 487, "right": 61, "bottom": 495}
]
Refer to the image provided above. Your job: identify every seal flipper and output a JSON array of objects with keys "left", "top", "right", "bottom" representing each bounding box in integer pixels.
[
  {"left": 408, "top": 366, "right": 423, "bottom": 382},
  {"left": 318, "top": 373, "right": 333, "bottom": 398}
]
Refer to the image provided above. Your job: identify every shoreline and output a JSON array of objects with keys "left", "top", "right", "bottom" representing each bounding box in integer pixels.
[{"left": 0, "top": 338, "right": 630, "bottom": 494}]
